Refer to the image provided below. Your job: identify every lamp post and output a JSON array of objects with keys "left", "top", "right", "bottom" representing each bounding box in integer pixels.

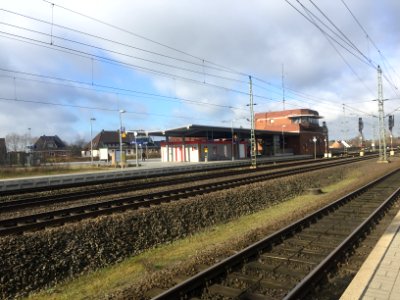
[
  {"left": 119, "top": 110, "right": 125, "bottom": 167},
  {"left": 281, "top": 125, "right": 286, "bottom": 154},
  {"left": 231, "top": 120, "right": 235, "bottom": 161},
  {"left": 134, "top": 131, "right": 138, "bottom": 167},
  {"left": 313, "top": 136, "right": 317, "bottom": 160},
  {"left": 90, "top": 118, "right": 96, "bottom": 164}
]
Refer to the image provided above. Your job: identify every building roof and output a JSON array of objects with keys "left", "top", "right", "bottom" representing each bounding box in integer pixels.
[
  {"left": 287, "top": 114, "right": 323, "bottom": 119},
  {"left": 34, "top": 135, "right": 66, "bottom": 150},
  {"left": 147, "top": 124, "right": 298, "bottom": 139},
  {"left": 88, "top": 130, "right": 132, "bottom": 149}
]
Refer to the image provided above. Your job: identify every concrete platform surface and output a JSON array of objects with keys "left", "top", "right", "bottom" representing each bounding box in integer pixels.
[
  {"left": 0, "top": 155, "right": 310, "bottom": 192},
  {"left": 341, "top": 208, "right": 400, "bottom": 300}
]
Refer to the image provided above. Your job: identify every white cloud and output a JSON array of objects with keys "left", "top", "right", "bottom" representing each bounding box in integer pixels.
[{"left": 0, "top": 0, "right": 399, "bottom": 142}]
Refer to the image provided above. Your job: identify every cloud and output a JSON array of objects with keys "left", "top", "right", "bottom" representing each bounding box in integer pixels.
[{"left": 0, "top": 0, "right": 399, "bottom": 143}]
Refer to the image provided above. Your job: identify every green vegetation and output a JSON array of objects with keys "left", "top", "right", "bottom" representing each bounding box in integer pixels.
[
  {"left": 26, "top": 169, "right": 364, "bottom": 300},
  {"left": 2, "top": 159, "right": 394, "bottom": 300}
]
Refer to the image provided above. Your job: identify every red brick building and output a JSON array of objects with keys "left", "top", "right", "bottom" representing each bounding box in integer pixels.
[{"left": 255, "top": 109, "right": 328, "bottom": 156}]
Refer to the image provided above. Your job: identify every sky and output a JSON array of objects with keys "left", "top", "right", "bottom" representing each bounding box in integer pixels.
[{"left": 1, "top": 0, "right": 400, "bottom": 144}]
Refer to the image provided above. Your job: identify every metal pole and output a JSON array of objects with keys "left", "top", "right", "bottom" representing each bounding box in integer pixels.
[
  {"left": 282, "top": 125, "right": 285, "bottom": 154},
  {"left": 313, "top": 136, "right": 317, "bottom": 160},
  {"left": 119, "top": 110, "right": 125, "bottom": 167},
  {"left": 377, "top": 66, "right": 387, "bottom": 162},
  {"left": 249, "top": 75, "right": 257, "bottom": 168},
  {"left": 134, "top": 131, "right": 138, "bottom": 167},
  {"left": 231, "top": 120, "right": 234, "bottom": 161},
  {"left": 90, "top": 118, "right": 95, "bottom": 165}
]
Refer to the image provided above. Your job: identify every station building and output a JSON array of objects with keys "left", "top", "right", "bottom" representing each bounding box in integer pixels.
[
  {"left": 148, "top": 109, "right": 328, "bottom": 162},
  {"left": 255, "top": 108, "right": 328, "bottom": 157}
]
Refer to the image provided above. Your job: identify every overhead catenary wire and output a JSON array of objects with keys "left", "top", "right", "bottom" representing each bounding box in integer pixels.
[
  {"left": 0, "top": 96, "right": 216, "bottom": 122},
  {"left": 297, "top": 1, "right": 375, "bottom": 97},
  {"left": 0, "top": 67, "right": 248, "bottom": 111},
  {"left": 2, "top": 4, "right": 346, "bottom": 110},
  {"left": 284, "top": 0, "right": 375, "bottom": 68},
  {"left": 340, "top": 0, "right": 400, "bottom": 94},
  {"left": 286, "top": 0, "right": 399, "bottom": 99},
  {"left": 2, "top": 0, "right": 395, "bottom": 138},
  {"left": 41, "top": 0, "right": 249, "bottom": 77},
  {"left": 0, "top": 8, "right": 240, "bottom": 77},
  {"left": 2, "top": 4, "right": 362, "bottom": 115},
  {"left": 0, "top": 26, "right": 280, "bottom": 103}
]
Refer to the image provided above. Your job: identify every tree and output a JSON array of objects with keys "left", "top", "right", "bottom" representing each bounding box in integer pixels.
[
  {"left": 5, "top": 133, "right": 36, "bottom": 152},
  {"left": 68, "top": 137, "right": 87, "bottom": 157}
]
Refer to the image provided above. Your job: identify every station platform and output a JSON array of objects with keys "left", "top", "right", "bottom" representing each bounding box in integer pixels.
[
  {"left": 341, "top": 208, "right": 400, "bottom": 299},
  {"left": 0, "top": 155, "right": 310, "bottom": 192}
]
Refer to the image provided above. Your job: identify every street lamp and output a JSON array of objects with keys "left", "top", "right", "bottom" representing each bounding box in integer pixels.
[
  {"left": 313, "top": 136, "right": 317, "bottom": 160},
  {"left": 90, "top": 118, "right": 96, "bottom": 164},
  {"left": 281, "top": 125, "right": 286, "bottom": 154},
  {"left": 134, "top": 131, "right": 138, "bottom": 167},
  {"left": 119, "top": 109, "right": 126, "bottom": 167}
]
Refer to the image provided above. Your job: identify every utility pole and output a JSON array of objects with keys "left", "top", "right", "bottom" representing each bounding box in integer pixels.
[
  {"left": 377, "top": 65, "right": 388, "bottom": 162},
  {"left": 249, "top": 75, "right": 257, "bottom": 169},
  {"left": 282, "top": 64, "right": 285, "bottom": 111},
  {"left": 342, "top": 104, "right": 348, "bottom": 156}
]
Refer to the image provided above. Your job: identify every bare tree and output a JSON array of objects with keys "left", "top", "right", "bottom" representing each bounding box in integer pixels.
[
  {"left": 5, "top": 133, "right": 35, "bottom": 152},
  {"left": 68, "top": 137, "right": 87, "bottom": 157}
]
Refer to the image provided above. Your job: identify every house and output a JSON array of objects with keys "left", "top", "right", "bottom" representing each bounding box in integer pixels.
[
  {"left": 33, "top": 135, "right": 69, "bottom": 158},
  {"left": 83, "top": 130, "right": 159, "bottom": 158},
  {"left": 0, "top": 138, "right": 7, "bottom": 164}
]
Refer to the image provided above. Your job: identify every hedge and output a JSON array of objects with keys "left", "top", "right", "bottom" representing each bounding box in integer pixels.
[{"left": 0, "top": 165, "right": 350, "bottom": 299}]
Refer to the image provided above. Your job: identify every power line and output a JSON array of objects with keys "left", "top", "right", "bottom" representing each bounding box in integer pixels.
[
  {"left": 0, "top": 95, "right": 215, "bottom": 121},
  {"left": 284, "top": 0, "right": 375, "bottom": 68},
  {"left": 41, "top": 0, "right": 249, "bottom": 77},
  {"left": 298, "top": 1, "right": 375, "bottom": 97},
  {"left": 307, "top": 0, "right": 373, "bottom": 66},
  {"left": 1, "top": 7, "right": 240, "bottom": 77},
  {"left": 3, "top": 6, "right": 352, "bottom": 111},
  {"left": 340, "top": 0, "right": 400, "bottom": 94},
  {"left": 0, "top": 20, "right": 248, "bottom": 86},
  {"left": 0, "top": 67, "right": 247, "bottom": 111},
  {"left": 0, "top": 30, "right": 276, "bottom": 102}
]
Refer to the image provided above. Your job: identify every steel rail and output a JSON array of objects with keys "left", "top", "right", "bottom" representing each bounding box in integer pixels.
[
  {"left": 284, "top": 183, "right": 400, "bottom": 299},
  {"left": 151, "top": 168, "right": 400, "bottom": 300},
  {"left": 0, "top": 158, "right": 323, "bottom": 212},
  {"left": 0, "top": 156, "right": 369, "bottom": 236},
  {"left": 0, "top": 157, "right": 314, "bottom": 197},
  {"left": 0, "top": 156, "right": 371, "bottom": 213}
]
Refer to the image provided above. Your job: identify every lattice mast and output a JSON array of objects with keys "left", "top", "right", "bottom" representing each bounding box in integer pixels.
[
  {"left": 249, "top": 75, "right": 257, "bottom": 168},
  {"left": 377, "top": 65, "right": 387, "bottom": 162}
]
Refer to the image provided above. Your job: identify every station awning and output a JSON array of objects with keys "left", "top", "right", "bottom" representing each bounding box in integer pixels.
[{"left": 147, "top": 124, "right": 298, "bottom": 139}]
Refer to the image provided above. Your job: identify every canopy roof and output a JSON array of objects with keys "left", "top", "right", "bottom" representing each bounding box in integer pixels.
[{"left": 148, "top": 124, "right": 298, "bottom": 139}]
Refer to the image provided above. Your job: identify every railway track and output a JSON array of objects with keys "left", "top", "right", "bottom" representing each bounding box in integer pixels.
[
  {"left": 0, "top": 156, "right": 374, "bottom": 236},
  {"left": 0, "top": 156, "right": 371, "bottom": 213},
  {"left": 152, "top": 168, "right": 400, "bottom": 300},
  {"left": 0, "top": 158, "right": 320, "bottom": 212},
  {"left": 0, "top": 157, "right": 317, "bottom": 197}
]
